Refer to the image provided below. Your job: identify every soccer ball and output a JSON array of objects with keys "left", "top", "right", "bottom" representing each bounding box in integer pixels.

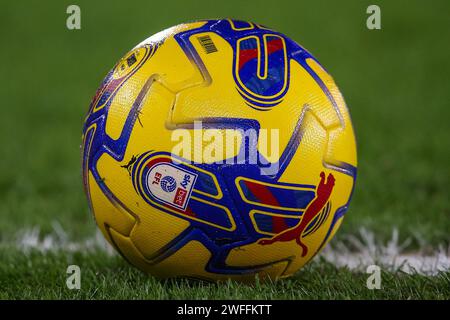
[{"left": 82, "top": 19, "right": 357, "bottom": 282}]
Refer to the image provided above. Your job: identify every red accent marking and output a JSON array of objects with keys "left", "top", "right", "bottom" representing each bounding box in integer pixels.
[
  {"left": 238, "top": 38, "right": 284, "bottom": 70},
  {"left": 162, "top": 201, "right": 196, "bottom": 217},
  {"left": 145, "top": 156, "right": 171, "bottom": 169},
  {"left": 91, "top": 77, "right": 123, "bottom": 108},
  {"left": 244, "top": 181, "right": 287, "bottom": 233},
  {"left": 183, "top": 206, "right": 196, "bottom": 217},
  {"left": 258, "top": 172, "right": 336, "bottom": 257},
  {"left": 239, "top": 48, "right": 258, "bottom": 70},
  {"left": 266, "top": 38, "right": 283, "bottom": 54}
]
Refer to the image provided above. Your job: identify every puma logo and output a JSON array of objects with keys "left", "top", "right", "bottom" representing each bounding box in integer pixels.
[{"left": 258, "top": 172, "right": 335, "bottom": 257}]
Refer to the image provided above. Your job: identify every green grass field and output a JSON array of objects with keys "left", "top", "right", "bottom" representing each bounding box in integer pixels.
[
  {"left": 0, "top": 0, "right": 449, "bottom": 299},
  {"left": 1, "top": 250, "right": 449, "bottom": 299}
]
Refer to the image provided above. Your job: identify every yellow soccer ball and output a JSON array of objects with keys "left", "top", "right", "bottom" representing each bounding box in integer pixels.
[{"left": 82, "top": 19, "right": 357, "bottom": 282}]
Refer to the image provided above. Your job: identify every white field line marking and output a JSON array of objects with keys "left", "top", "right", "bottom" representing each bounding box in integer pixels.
[
  {"left": 8, "top": 223, "right": 450, "bottom": 276},
  {"left": 13, "top": 222, "right": 116, "bottom": 255},
  {"left": 319, "top": 228, "right": 450, "bottom": 276}
]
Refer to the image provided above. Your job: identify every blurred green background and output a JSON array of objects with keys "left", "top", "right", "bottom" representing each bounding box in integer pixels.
[{"left": 0, "top": 0, "right": 448, "bottom": 246}]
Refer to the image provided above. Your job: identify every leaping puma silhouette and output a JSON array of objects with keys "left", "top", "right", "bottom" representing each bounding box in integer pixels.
[{"left": 258, "top": 172, "right": 335, "bottom": 257}]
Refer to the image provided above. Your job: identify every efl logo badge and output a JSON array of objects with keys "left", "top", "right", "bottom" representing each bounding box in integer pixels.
[{"left": 146, "top": 162, "right": 197, "bottom": 211}]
